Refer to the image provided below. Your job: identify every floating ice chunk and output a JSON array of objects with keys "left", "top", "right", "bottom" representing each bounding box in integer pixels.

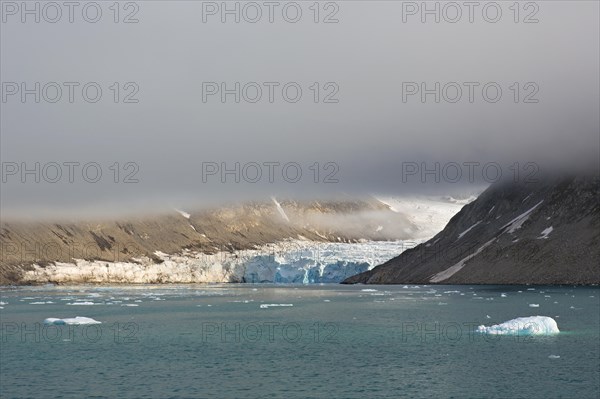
[
  {"left": 501, "top": 293, "right": 507, "bottom": 297},
  {"left": 548, "top": 355, "right": 560, "bottom": 359},
  {"left": 477, "top": 316, "right": 559, "bottom": 335},
  {"left": 260, "top": 303, "right": 293, "bottom": 309},
  {"left": 361, "top": 289, "right": 378, "bottom": 292},
  {"left": 121, "top": 304, "right": 138, "bottom": 307},
  {"left": 67, "top": 302, "right": 96, "bottom": 306},
  {"left": 529, "top": 304, "right": 540, "bottom": 307},
  {"left": 44, "top": 316, "right": 101, "bottom": 325}
]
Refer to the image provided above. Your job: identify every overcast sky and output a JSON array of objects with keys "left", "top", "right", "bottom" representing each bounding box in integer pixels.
[{"left": 1, "top": 1, "right": 598, "bottom": 219}]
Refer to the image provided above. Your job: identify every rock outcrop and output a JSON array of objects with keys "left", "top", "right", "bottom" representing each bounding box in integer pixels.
[{"left": 343, "top": 177, "right": 600, "bottom": 285}]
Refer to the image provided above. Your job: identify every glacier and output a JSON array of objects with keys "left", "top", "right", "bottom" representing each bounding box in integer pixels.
[
  {"left": 476, "top": 316, "right": 559, "bottom": 335},
  {"left": 23, "top": 240, "right": 416, "bottom": 284}
]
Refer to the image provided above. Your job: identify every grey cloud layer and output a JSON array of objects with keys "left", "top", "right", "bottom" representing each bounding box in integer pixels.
[{"left": 1, "top": 1, "right": 598, "bottom": 218}]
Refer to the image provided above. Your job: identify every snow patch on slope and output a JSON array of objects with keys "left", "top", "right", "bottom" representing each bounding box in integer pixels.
[
  {"left": 457, "top": 221, "right": 481, "bottom": 240},
  {"left": 538, "top": 226, "right": 553, "bottom": 239},
  {"left": 175, "top": 209, "right": 191, "bottom": 219},
  {"left": 430, "top": 238, "right": 496, "bottom": 283},
  {"left": 271, "top": 197, "right": 290, "bottom": 222},
  {"left": 502, "top": 200, "right": 543, "bottom": 234}
]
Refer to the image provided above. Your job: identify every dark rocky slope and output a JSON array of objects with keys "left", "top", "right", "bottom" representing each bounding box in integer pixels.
[{"left": 343, "top": 177, "right": 600, "bottom": 285}]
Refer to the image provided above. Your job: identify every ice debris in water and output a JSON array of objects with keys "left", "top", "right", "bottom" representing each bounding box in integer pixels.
[
  {"left": 260, "top": 304, "right": 293, "bottom": 309},
  {"left": 477, "top": 316, "right": 559, "bottom": 335},
  {"left": 43, "top": 317, "right": 101, "bottom": 325}
]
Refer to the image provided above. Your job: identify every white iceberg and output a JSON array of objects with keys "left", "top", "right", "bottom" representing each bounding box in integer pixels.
[
  {"left": 43, "top": 317, "right": 101, "bottom": 325},
  {"left": 477, "top": 316, "right": 559, "bottom": 335},
  {"left": 259, "top": 303, "right": 293, "bottom": 309}
]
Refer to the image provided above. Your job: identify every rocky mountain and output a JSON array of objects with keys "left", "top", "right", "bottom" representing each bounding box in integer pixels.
[
  {"left": 0, "top": 199, "right": 423, "bottom": 285},
  {"left": 343, "top": 176, "right": 600, "bottom": 285}
]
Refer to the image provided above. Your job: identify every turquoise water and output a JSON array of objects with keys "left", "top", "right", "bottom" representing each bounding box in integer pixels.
[{"left": 1, "top": 284, "right": 599, "bottom": 398}]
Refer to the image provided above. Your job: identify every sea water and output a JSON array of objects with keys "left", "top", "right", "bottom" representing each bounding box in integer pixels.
[{"left": 1, "top": 284, "right": 598, "bottom": 398}]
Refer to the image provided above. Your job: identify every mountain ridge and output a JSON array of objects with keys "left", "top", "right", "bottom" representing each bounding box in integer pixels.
[
  {"left": 342, "top": 176, "right": 600, "bottom": 285},
  {"left": 0, "top": 199, "right": 435, "bottom": 284}
]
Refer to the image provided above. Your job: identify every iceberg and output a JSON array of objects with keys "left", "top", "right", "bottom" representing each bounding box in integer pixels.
[
  {"left": 477, "top": 316, "right": 559, "bottom": 335},
  {"left": 259, "top": 304, "right": 293, "bottom": 309},
  {"left": 43, "top": 317, "right": 101, "bottom": 325}
]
